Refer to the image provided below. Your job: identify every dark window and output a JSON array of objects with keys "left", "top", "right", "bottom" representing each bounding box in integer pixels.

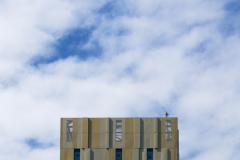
[
  {"left": 67, "top": 120, "right": 73, "bottom": 142},
  {"left": 116, "top": 120, "right": 122, "bottom": 141},
  {"left": 74, "top": 149, "right": 80, "bottom": 160},
  {"left": 116, "top": 149, "right": 122, "bottom": 160},
  {"left": 147, "top": 149, "right": 153, "bottom": 160},
  {"left": 165, "top": 120, "right": 172, "bottom": 141}
]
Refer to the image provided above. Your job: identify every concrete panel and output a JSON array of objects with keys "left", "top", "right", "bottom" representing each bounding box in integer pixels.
[
  {"left": 160, "top": 118, "right": 166, "bottom": 133},
  {"left": 125, "top": 118, "right": 134, "bottom": 133},
  {"left": 81, "top": 149, "right": 84, "bottom": 160},
  {"left": 139, "top": 148, "right": 147, "bottom": 160},
  {"left": 158, "top": 133, "right": 162, "bottom": 149},
  {"left": 66, "top": 142, "right": 73, "bottom": 149},
  {"left": 133, "top": 149, "right": 139, "bottom": 160},
  {"left": 82, "top": 118, "right": 89, "bottom": 134},
  {"left": 106, "top": 118, "right": 109, "bottom": 133},
  {"left": 161, "top": 148, "right": 168, "bottom": 160},
  {"left": 105, "top": 133, "right": 109, "bottom": 148},
  {"left": 82, "top": 133, "right": 88, "bottom": 148},
  {"left": 171, "top": 118, "right": 178, "bottom": 133},
  {"left": 171, "top": 132, "right": 178, "bottom": 149},
  {"left": 60, "top": 132, "right": 63, "bottom": 149},
  {"left": 134, "top": 118, "right": 140, "bottom": 133},
  {"left": 89, "top": 118, "right": 101, "bottom": 133},
  {"left": 62, "top": 133, "right": 67, "bottom": 148},
  {"left": 84, "top": 148, "right": 91, "bottom": 160},
  {"left": 90, "top": 133, "right": 100, "bottom": 148},
  {"left": 62, "top": 149, "right": 67, "bottom": 160},
  {"left": 154, "top": 133, "right": 158, "bottom": 148},
  {"left": 67, "top": 149, "right": 74, "bottom": 160},
  {"left": 109, "top": 148, "right": 116, "bottom": 160},
  {"left": 142, "top": 118, "right": 154, "bottom": 133},
  {"left": 154, "top": 118, "right": 158, "bottom": 133},
  {"left": 61, "top": 118, "right": 64, "bottom": 133},
  {"left": 100, "top": 118, "right": 106, "bottom": 133},
  {"left": 169, "top": 149, "right": 177, "bottom": 160},
  {"left": 91, "top": 149, "right": 109, "bottom": 160},
  {"left": 160, "top": 132, "right": 165, "bottom": 148},
  {"left": 153, "top": 149, "right": 161, "bottom": 160},
  {"left": 77, "top": 119, "right": 82, "bottom": 133},
  {"left": 166, "top": 140, "right": 172, "bottom": 148},
  {"left": 77, "top": 134, "right": 82, "bottom": 148},
  {"left": 122, "top": 118, "right": 125, "bottom": 133},
  {"left": 134, "top": 133, "right": 140, "bottom": 148},
  {"left": 143, "top": 133, "right": 154, "bottom": 148},
  {"left": 60, "top": 149, "right": 62, "bottom": 160},
  {"left": 73, "top": 133, "right": 78, "bottom": 148},
  {"left": 109, "top": 118, "right": 114, "bottom": 133},
  {"left": 73, "top": 118, "right": 78, "bottom": 134},
  {"left": 158, "top": 118, "right": 162, "bottom": 133},
  {"left": 124, "top": 133, "right": 134, "bottom": 148},
  {"left": 100, "top": 133, "right": 106, "bottom": 148},
  {"left": 123, "top": 149, "right": 133, "bottom": 160}
]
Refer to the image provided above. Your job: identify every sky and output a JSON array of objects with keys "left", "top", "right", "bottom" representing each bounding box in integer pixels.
[{"left": 0, "top": 0, "right": 240, "bottom": 159}]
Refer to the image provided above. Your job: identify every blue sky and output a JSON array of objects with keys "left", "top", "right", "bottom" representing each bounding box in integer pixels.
[{"left": 1, "top": 0, "right": 240, "bottom": 159}]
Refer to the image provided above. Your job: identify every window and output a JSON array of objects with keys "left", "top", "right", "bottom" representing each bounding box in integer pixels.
[
  {"left": 116, "top": 120, "right": 122, "bottom": 142},
  {"left": 67, "top": 120, "right": 73, "bottom": 142},
  {"left": 116, "top": 149, "right": 122, "bottom": 160},
  {"left": 165, "top": 119, "right": 172, "bottom": 141},
  {"left": 147, "top": 149, "right": 153, "bottom": 160},
  {"left": 74, "top": 149, "right": 80, "bottom": 160}
]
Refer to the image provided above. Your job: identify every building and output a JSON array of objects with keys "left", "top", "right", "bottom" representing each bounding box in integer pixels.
[{"left": 60, "top": 116, "right": 179, "bottom": 160}]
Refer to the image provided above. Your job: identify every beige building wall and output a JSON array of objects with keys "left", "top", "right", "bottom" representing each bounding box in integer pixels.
[{"left": 60, "top": 117, "right": 179, "bottom": 160}]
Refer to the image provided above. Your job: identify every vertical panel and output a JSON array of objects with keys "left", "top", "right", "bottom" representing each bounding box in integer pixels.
[
  {"left": 171, "top": 118, "right": 178, "bottom": 133},
  {"left": 74, "top": 149, "right": 80, "bottom": 160},
  {"left": 67, "top": 149, "right": 74, "bottom": 160},
  {"left": 105, "top": 118, "right": 110, "bottom": 148},
  {"left": 84, "top": 148, "right": 91, "bottom": 160},
  {"left": 90, "top": 149, "right": 109, "bottom": 160},
  {"left": 125, "top": 118, "right": 134, "bottom": 133},
  {"left": 161, "top": 148, "right": 168, "bottom": 160},
  {"left": 140, "top": 149, "right": 147, "bottom": 160},
  {"left": 147, "top": 149, "right": 153, "bottom": 160},
  {"left": 109, "top": 119, "right": 113, "bottom": 148},
  {"left": 80, "top": 149, "right": 84, "bottom": 160},
  {"left": 82, "top": 118, "right": 88, "bottom": 148},
  {"left": 133, "top": 149, "right": 139, "bottom": 160},
  {"left": 60, "top": 131, "right": 63, "bottom": 149},
  {"left": 109, "top": 148, "right": 116, "bottom": 160},
  {"left": 134, "top": 118, "right": 140, "bottom": 148},
  {"left": 125, "top": 134, "right": 134, "bottom": 148},
  {"left": 154, "top": 118, "right": 158, "bottom": 148},
  {"left": 62, "top": 149, "right": 67, "bottom": 160},
  {"left": 154, "top": 133, "right": 158, "bottom": 149},
  {"left": 60, "top": 149, "right": 62, "bottom": 160},
  {"left": 73, "top": 119, "right": 78, "bottom": 148},
  {"left": 112, "top": 118, "right": 124, "bottom": 149},
  {"left": 116, "top": 149, "right": 122, "bottom": 160},
  {"left": 169, "top": 149, "right": 177, "bottom": 160},
  {"left": 125, "top": 118, "right": 134, "bottom": 148},
  {"left": 82, "top": 134, "right": 88, "bottom": 148},
  {"left": 123, "top": 149, "right": 133, "bottom": 160},
  {"left": 153, "top": 149, "right": 161, "bottom": 160}
]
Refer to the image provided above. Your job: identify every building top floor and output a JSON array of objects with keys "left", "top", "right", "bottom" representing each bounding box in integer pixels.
[{"left": 60, "top": 117, "right": 179, "bottom": 150}]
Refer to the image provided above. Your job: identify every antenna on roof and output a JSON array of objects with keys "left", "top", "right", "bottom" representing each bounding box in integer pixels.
[{"left": 161, "top": 111, "right": 169, "bottom": 118}]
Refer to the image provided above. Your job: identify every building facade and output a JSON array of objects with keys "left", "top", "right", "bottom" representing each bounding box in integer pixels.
[{"left": 60, "top": 117, "right": 179, "bottom": 160}]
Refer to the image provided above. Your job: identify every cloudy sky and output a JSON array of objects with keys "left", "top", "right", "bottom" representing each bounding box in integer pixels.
[{"left": 1, "top": 0, "right": 240, "bottom": 159}]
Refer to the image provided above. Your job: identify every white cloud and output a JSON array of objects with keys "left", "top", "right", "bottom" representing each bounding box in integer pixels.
[{"left": 1, "top": 0, "right": 240, "bottom": 160}]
